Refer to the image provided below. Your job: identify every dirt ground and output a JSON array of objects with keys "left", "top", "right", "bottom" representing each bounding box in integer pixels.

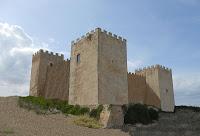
[{"left": 0, "top": 97, "right": 129, "bottom": 136}]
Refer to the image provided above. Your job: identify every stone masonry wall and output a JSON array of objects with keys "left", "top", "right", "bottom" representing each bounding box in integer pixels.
[
  {"left": 69, "top": 28, "right": 128, "bottom": 105},
  {"left": 158, "top": 68, "right": 175, "bottom": 112},
  {"left": 98, "top": 28, "right": 128, "bottom": 105},
  {"left": 44, "top": 60, "right": 70, "bottom": 100},
  {"left": 128, "top": 65, "right": 174, "bottom": 111},
  {"left": 128, "top": 72, "right": 161, "bottom": 108},
  {"left": 128, "top": 73, "right": 147, "bottom": 104},
  {"left": 69, "top": 30, "right": 99, "bottom": 105},
  {"left": 30, "top": 50, "right": 69, "bottom": 101}
]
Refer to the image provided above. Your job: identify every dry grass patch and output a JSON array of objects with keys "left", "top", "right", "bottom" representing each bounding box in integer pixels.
[
  {"left": 0, "top": 128, "right": 14, "bottom": 135},
  {"left": 74, "top": 115, "right": 103, "bottom": 129}
]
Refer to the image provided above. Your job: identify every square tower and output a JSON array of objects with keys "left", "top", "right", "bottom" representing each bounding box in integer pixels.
[
  {"left": 30, "top": 49, "right": 70, "bottom": 100},
  {"left": 134, "top": 65, "right": 175, "bottom": 112},
  {"left": 69, "top": 28, "right": 128, "bottom": 105}
]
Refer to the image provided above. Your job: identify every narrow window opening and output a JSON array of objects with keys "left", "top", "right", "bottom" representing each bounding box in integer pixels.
[
  {"left": 50, "top": 63, "right": 53, "bottom": 67},
  {"left": 166, "top": 89, "right": 169, "bottom": 93},
  {"left": 77, "top": 54, "right": 80, "bottom": 63}
]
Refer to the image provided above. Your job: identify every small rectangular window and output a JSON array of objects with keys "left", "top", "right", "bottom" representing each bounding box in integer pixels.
[{"left": 77, "top": 54, "right": 80, "bottom": 63}]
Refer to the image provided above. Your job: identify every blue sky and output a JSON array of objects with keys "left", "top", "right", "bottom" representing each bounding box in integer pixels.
[{"left": 0, "top": 0, "right": 200, "bottom": 106}]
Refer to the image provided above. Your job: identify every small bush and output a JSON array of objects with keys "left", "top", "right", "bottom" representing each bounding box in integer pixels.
[
  {"left": 74, "top": 115, "right": 103, "bottom": 129},
  {"left": 148, "top": 108, "right": 159, "bottom": 120},
  {"left": 79, "top": 107, "right": 90, "bottom": 115},
  {"left": 175, "top": 106, "right": 200, "bottom": 112},
  {"left": 124, "top": 104, "right": 159, "bottom": 125},
  {"left": 89, "top": 105, "right": 103, "bottom": 120}
]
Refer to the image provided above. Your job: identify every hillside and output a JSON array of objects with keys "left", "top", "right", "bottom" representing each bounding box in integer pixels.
[
  {"left": 0, "top": 97, "right": 128, "bottom": 136},
  {"left": 123, "top": 107, "right": 200, "bottom": 136},
  {"left": 1, "top": 97, "right": 200, "bottom": 136}
]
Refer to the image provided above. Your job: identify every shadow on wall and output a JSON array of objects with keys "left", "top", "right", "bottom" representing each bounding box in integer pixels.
[
  {"left": 145, "top": 84, "right": 161, "bottom": 108},
  {"left": 128, "top": 73, "right": 161, "bottom": 109}
]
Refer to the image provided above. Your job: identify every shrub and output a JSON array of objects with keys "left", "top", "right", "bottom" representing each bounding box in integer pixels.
[
  {"left": 148, "top": 108, "right": 159, "bottom": 120},
  {"left": 79, "top": 107, "right": 90, "bottom": 115},
  {"left": 124, "top": 104, "right": 159, "bottom": 125},
  {"left": 74, "top": 115, "right": 103, "bottom": 129},
  {"left": 89, "top": 105, "right": 103, "bottom": 120},
  {"left": 18, "top": 96, "right": 89, "bottom": 115},
  {"left": 175, "top": 106, "right": 200, "bottom": 112}
]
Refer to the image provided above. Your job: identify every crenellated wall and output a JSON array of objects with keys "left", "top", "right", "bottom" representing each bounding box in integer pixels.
[
  {"left": 30, "top": 49, "right": 70, "bottom": 100},
  {"left": 128, "top": 73, "right": 147, "bottom": 104},
  {"left": 128, "top": 65, "right": 174, "bottom": 111},
  {"left": 98, "top": 28, "right": 128, "bottom": 105},
  {"left": 29, "top": 28, "right": 175, "bottom": 112},
  {"left": 71, "top": 28, "right": 126, "bottom": 47},
  {"left": 69, "top": 28, "right": 99, "bottom": 105},
  {"left": 69, "top": 28, "right": 128, "bottom": 105}
]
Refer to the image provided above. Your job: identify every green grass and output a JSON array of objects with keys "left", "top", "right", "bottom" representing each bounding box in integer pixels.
[
  {"left": 18, "top": 96, "right": 90, "bottom": 115},
  {"left": 74, "top": 115, "right": 103, "bottom": 129}
]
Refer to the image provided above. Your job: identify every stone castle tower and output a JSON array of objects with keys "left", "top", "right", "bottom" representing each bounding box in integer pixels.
[
  {"left": 30, "top": 50, "right": 70, "bottom": 100},
  {"left": 128, "top": 65, "right": 175, "bottom": 112},
  {"left": 29, "top": 27, "right": 175, "bottom": 112},
  {"left": 69, "top": 28, "right": 128, "bottom": 105}
]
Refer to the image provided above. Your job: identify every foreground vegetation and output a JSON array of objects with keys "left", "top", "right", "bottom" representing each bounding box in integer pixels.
[
  {"left": 18, "top": 96, "right": 103, "bottom": 128},
  {"left": 74, "top": 115, "right": 103, "bottom": 129},
  {"left": 0, "top": 128, "right": 14, "bottom": 135},
  {"left": 124, "top": 104, "right": 159, "bottom": 125},
  {"left": 175, "top": 105, "right": 200, "bottom": 112},
  {"left": 18, "top": 96, "right": 90, "bottom": 115}
]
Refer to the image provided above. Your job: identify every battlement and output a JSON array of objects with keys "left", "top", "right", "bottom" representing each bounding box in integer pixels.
[
  {"left": 128, "top": 72, "right": 145, "bottom": 78},
  {"left": 71, "top": 28, "right": 127, "bottom": 46},
  {"left": 135, "top": 64, "right": 172, "bottom": 73},
  {"left": 32, "top": 49, "right": 64, "bottom": 59}
]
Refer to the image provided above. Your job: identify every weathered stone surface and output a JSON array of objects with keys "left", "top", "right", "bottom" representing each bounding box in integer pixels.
[
  {"left": 128, "top": 65, "right": 175, "bottom": 112},
  {"left": 69, "top": 28, "right": 128, "bottom": 105},
  {"left": 100, "top": 105, "right": 124, "bottom": 128},
  {"left": 29, "top": 28, "right": 175, "bottom": 114},
  {"left": 29, "top": 50, "right": 69, "bottom": 100}
]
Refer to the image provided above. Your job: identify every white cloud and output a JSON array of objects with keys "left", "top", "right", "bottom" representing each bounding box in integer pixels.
[
  {"left": 173, "top": 74, "right": 200, "bottom": 93},
  {"left": 0, "top": 22, "right": 50, "bottom": 96},
  {"left": 173, "top": 73, "right": 200, "bottom": 105},
  {"left": 127, "top": 60, "right": 143, "bottom": 72}
]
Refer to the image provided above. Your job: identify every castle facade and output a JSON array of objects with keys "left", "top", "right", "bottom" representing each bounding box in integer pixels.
[{"left": 29, "top": 28, "right": 175, "bottom": 112}]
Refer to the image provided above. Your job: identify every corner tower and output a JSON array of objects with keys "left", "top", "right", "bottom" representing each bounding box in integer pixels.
[
  {"left": 135, "top": 65, "right": 175, "bottom": 112},
  {"left": 69, "top": 28, "right": 128, "bottom": 105},
  {"left": 29, "top": 49, "right": 70, "bottom": 100}
]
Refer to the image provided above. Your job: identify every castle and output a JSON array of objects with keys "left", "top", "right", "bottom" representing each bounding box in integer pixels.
[{"left": 30, "top": 28, "right": 175, "bottom": 114}]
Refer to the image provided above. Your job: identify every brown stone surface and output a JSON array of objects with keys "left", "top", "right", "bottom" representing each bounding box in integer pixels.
[
  {"left": 29, "top": 50, "right": 70, "bottom": 100},
  {"left": 98, "top": 29, "right": 128, "bottom": 105},
  {"left": 128, "top": 73, "right": 147, "bottom": 104},
  {"left": 100, "top": 105, "right": 124, "bottom": 128},
  {"left": 128, "top": 65, "right": 175, "bottom": 112},
  {"left": 69, "top": 30, "right": 99, "bottom": 105},
  {"left": 29, "top": 28, "right": 175, "bottom": 112},
  {"left": 69, "top": 28, "right": 128, "bottom": 105}
]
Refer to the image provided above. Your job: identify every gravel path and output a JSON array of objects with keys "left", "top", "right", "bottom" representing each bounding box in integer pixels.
[{"left": 0, "top": 97, "right": 129, "bottom": 136}]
